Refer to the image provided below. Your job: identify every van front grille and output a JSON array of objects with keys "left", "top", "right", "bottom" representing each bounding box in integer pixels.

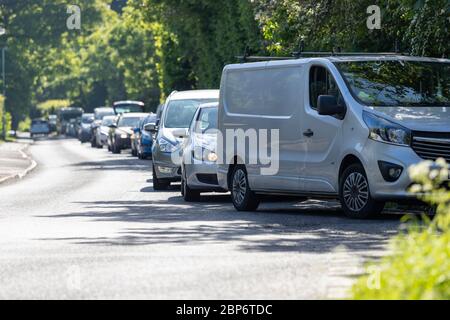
[{"left": 411, "top": 132, "right": 450, "bottom": 162}]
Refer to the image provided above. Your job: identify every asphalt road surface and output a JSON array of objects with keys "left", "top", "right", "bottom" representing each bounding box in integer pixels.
[{"left": 0, "top": 136, "right": 403, "bottom": 299}]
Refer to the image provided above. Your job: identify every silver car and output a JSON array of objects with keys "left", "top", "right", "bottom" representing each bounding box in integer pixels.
[
  {"left": 180, "top": 103, "right": 225, "bottom": 201},
  {"left": 151, "top": 90, "right": 220, "bottom": 190}
]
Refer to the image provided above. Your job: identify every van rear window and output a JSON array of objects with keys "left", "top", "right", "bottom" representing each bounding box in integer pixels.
[{"left": 224, "top": 67, "right": 302, "bottom": 117}]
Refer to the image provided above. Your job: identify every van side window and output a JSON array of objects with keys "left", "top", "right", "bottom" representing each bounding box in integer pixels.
[{"left": 309, "top": 66, "right": 342, "bottom": 110}]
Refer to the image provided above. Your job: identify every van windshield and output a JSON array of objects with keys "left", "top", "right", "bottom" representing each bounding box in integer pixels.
[
  {"left": 335, "top": 60, "right": 450, "bottom": 107},
  {"left": 164, "top": 99, "right": 217, "bottom": 128}
]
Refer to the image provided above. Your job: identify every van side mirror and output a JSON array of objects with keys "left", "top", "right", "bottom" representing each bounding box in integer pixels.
[
  {"left": 144, "top": 123, "right": 157, "bottom": 133},
  {"left": 172, "top": 128, "right": 188, "bottom": 138},
  {"left": 317, "top": 95, "right": 346, "bottom": 119}
]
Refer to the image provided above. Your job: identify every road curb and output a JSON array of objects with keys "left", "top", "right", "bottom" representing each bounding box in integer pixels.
[{"left": 0, "top": 143, "right": 37, "bottom": 184}]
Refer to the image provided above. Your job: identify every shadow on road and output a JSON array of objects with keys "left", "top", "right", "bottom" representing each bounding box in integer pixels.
[
  {"left": 70, "top": 157, "right": 152, "bottom": 172},
  {"left": 37, "top": 192, "right": 402, "bottom": 256}
]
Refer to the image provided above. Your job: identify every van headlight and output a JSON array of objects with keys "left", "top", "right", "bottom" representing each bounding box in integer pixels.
[
  {"left": 363, "top": 111, "right": 411, "bottom": 146},
  {"left": 159, "top": 137, "right": 178, "bottom": 153}
]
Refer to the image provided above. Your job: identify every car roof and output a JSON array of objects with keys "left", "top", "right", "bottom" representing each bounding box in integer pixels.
[
  {"left": 95, "top": 107, "right": 114, "bottom": 112},
  {"left": 168, "top": 90, "right": 220, "bottom": 101},
  {"left": 198, "top": 102, "right": 218, "bottom": 109},
  {"left": 113, "top": 100, "right": 145, "bottom": 106}
]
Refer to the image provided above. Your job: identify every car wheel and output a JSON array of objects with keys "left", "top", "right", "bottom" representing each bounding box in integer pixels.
[
  {"left": 339, "top": 163, "right": 385, "bottom": 219},
  {"left": 152, "top": 165, "right": 170, "bottom": 191},
  {"left": 181, "top": 171, "right": 200, "bottom": 202},
  {"left": 112, "top": 140, "right": 121, "bottom": 154},
  {"left": 230, "top": 165, "right": 260, "bottom": 211}
]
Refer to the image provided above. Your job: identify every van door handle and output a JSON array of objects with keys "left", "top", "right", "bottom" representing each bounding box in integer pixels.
[{"left": 303, "top": 129, "right": 314, "bottom": 138}]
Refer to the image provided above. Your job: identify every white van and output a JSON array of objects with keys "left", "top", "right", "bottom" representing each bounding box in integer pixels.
[{"left": 217, "top": 55, "right": 450, "bottom": 218}]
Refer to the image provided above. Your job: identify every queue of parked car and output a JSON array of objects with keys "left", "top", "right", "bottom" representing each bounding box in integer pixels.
[{"left": 44, "top": 54, "right": 450, "bottom": 220}]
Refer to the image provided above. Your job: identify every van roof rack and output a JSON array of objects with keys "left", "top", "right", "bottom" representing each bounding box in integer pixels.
[{"left": 237, "top": 42, "right": 408, "bottom": 63}]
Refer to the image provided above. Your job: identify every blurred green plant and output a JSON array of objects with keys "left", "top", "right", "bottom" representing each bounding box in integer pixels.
[
  {"left": 0, "top": 95, "right": 12, "bottom": 140},
  {"left": 352, "top": 158, "right": 449, "bottom": 300},
  {"left": 37, "top": 99, "right": 71, "bottom": 117},
  {"left": 17, "top": 117, "right": 31, "bottom": 133}
]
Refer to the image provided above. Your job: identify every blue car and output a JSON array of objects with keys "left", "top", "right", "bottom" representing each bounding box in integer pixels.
[{"left": 131, "top": 114, "right": 157, "bottom": 159}]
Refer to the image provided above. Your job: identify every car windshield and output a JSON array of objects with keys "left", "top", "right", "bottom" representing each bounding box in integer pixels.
[
  {"left": 164, "top": 99, "right": 217, "bottom": 128},
  {"left": 95, "top": 111, "right": 114, "bottom": 120},
  {"left": 114, "top": 103, "right": 144, "bottom": 114},
  {"left": 195, "top": 107, "right": 218, "bottom": 133},
  {"left": 335, "top": 60, "right": 450, "bottom": 107},
  {"left": 102, "top": 118, "right": 115, "bottom": 126},
  {"left": 32, "top": 120, "right": 47, "bottom": 125},
  {"left": 141, "top": 115, "right": 157, "bottom": 128},
  {"left": 118, "top": 117, "right": 141, "bottom": 127},
  {"left": 82, "top": 115, "right": 94, "bottom": 124}
]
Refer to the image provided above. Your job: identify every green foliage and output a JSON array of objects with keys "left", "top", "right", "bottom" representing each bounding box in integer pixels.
[
  {"left": 352, "top": 159, "right": 450, "bottom": 300},
  {"left": 1, "top": 1, "right": 448, "bottom": 126},
  {"left": 17, "top": 117, "right": 31, "bottom": 133},
  {"left": 0, "top": 94, "right": 12, "bottom": 139},
  {"left": 254, "top": 0, "right": 449, "bottom": 56},
  {"left": 37, "top": 99, "right": 71, "bottom": 114}
]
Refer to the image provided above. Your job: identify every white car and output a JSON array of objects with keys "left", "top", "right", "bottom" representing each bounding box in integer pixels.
[
  {"left": 95, "top": 115, "right": 116, "bottom": 148},
  {"left": 217, "top": 55, "right": 450, "bottom": 219},
  {"left": 181, "top": 103, "right": 225, "bottom": 201},
  {"left": 30, "top": 119, "right": 50, "bottom": 138}
]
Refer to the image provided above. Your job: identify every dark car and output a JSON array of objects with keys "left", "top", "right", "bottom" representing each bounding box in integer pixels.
[
  {"left": 48, "top": 115, "right": 57, "bottom": 132},
  {"left": 108, "top": 113, "right": 148, "bottom": 154},
  {"left": 78, "top": 113, "right": 95, "bottom": 143},
  {"left": 131, "top": 114, "right": 157, "bottom": 159},
  {"left": 57, "top": 108, "right": 83, "bottom": 135}
]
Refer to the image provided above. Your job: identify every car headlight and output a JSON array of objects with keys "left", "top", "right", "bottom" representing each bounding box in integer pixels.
[
  {"left": 159, "top": 137, "right": 179, "bottom": 153},
  {"left": 120, "top": 133, "right": 129, "bottom": 139},
  {"left": 194, "top": 147, "right": 218, "bottom": 162},
  {"left": 363, "top": 111, "right": 411, "bottom": 146}
]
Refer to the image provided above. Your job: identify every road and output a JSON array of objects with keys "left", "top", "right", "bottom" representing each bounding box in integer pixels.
[{"left": 0, "top": 136, "right": 402, "bottom": 299}]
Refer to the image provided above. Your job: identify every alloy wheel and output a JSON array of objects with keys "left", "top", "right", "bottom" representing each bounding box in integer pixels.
[
  {"left": 343, "top": 172, "right": 369, "bottom": 212},
  {"left": 232, "top": 169, "right": 247, "bottom": 205}
]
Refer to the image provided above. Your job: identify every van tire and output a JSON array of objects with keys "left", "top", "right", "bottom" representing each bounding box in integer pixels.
[
  {"left": 339, "top": 163, "right": 384, "bottom": 219},
  {"left": 230, "top": 165, "right": 260, "bottom": 211},
  {"left": 152, "top": 165, "right": 170, "bottom": 191}
]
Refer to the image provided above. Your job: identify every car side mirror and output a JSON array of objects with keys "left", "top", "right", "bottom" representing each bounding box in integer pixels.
[
  {"left": 172, "top": 128, "right": 188, "bottom": 138},
  {"left": 144, "top": 123, "right": 157, "bottom": 133},
  {"left": 317, "top": 95, "right": 346, "bottom": 119}
]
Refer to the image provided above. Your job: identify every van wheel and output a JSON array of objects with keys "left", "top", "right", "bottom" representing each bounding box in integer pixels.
[
  {"left": 152, "top": 165, "right": 170, "bottom": 191},
  {"left": 339, "top": 163, "right": 384, "bottom": 219},
  {"left": 231, "top": 165, "right": 260, "bottom": 211},
  {"left": 181, "top": 175, "right": 200, "bottom": 202}
]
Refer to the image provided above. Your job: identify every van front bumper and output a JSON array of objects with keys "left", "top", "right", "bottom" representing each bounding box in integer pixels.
[{"left": 360, "top": 140, "right": 445, "bottom": 201}]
